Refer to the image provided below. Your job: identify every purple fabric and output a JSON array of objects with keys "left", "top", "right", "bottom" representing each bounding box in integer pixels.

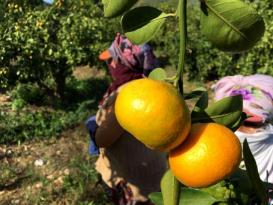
[
  {"left": 100, "top": 33, "right": 158, "bottom": 105},
  {"left": 230, "top": 88, "right": 252, "bottom": 100},
  {"left": 212, "top": 74, "right": 273, "bottom": 123},
  {"left": 108, "top": 33, "right": 158, "bottom": 72}
]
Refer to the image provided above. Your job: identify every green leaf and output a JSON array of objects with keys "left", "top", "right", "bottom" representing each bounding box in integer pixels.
[
  {"left": 179, "top": 188, "right": 218, "bottom": 205},
  {"left": 192, "top": 95, "right": 243, "bottom": 130},
  {"left": 160, "top": 169, "right": 180, "bottom": 205},
  {"left": 192, "top": 91, "right": 208, "bottom": 113},
  {"left": 149, "top": 192, "right": 163, "bottom": 205},
  {"left": 243, "top": 139, "right": 268, "bottom": 205},
  {"left": 184, "top": 87, "right": 207, "bottom": 100},
  {"left": 149, "top": 188, "right": 219, "bottom": 205},
  {"left": 121, "top": 6, "right": 171, "bottom": 44},
  {"left": 230, "top": 168, "right": 252, "bottom": 194},
  {"left": 148, "top": 68, "right": 166, "bottom": 81},
  {"left": 102, "top": 0, "right": 138, "bottom": 18},
  {"left": 201, "top": 0, "right": 265, "bottom": 52},
  {"left": 229, "top": 112, "right": 247, "bottom": 131}
]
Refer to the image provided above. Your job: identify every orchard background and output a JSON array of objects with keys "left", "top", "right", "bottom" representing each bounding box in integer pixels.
[{"left": 0, "top": 0, "right": 272, "bottom": 204}]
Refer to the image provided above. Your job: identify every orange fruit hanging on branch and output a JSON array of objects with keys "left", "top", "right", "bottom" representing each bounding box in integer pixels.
[
  {"left": 115, "top": 78, "right": 191, "bottom": 152},
  {"left": 169, "top": 123, "right": 242, "bottom": 188}
]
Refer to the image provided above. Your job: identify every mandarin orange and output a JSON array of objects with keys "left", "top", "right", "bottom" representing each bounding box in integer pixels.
[
  {"left": 169, "top": 123, "right": 242, "bottom": 188},
  {"left": 115, "top": 78, "right": 191, "bottom": 151}
]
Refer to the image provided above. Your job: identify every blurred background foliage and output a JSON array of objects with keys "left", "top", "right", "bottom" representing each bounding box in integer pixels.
[
  {"left": 0, "top": 0, "right": 119, "bottom": 98},
  {"left": 0, "top": 0, "right": 272, "bottom": 144},
  {"left": 0, "top": 0, "right": 272, "bottom": 93},
  {"left": 149, "top": 0, "right": 273, "bottom": 81}
]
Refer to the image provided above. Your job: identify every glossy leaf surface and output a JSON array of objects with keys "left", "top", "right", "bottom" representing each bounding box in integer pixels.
[
  {"left": 201, "top": 0, "right": 265, "bottom": 52},
  {"left": 184, "top": 87, "right": 207, "bottom": 100},
  {"left": 160, "top": 170, "right": 180, "bottom": 205},
  {"left": 149, "top": 188, "right": 218, "bottom": 205},
  {"left": 102, "top": 0, "right": 138, "bottom": 18},
  {"left": 179, "top": 188, "right": 218, "bottom": 205},
  {"left": 192, "top": 95, "right": 244, "bottom": 130},
  {"left": 149, "top": 192, "right": 163, "bottom": 205},
  {"left": 192, "top": 90, "right": 208, "bottom": 113},
  {"left": 121, "top": 6, "right": 170, "bottom": 44}
]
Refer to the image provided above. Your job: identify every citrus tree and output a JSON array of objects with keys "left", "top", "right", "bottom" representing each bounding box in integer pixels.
[
  {"left": 0, "top": 0, "right": 44, "bottom": 88},
  {"left": 100, "top": 0, "right": 271, "bottom": 204},
  {"left": 0, "top": 0, "right": 119, "bottom": 99}
]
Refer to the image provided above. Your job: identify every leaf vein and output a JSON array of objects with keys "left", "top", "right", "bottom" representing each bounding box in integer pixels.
[{"left": 204, "top": 0, "right": 250, "bottom": 42}]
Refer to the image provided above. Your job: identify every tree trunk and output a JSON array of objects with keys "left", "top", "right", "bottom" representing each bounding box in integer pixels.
[
  {"left": 50, "top": 61, "right": 70, "bottom": 102},
  {"left": 55, "top": 70, "right": 66, "bottom": 102}
]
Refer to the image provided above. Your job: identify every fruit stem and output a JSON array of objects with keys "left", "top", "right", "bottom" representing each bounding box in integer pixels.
[
  {"left": 169, "top": 0, "right": 187, "bottom": 204},
  {"left": 174, "top": 0, "right": 187, "bottom": 96}
]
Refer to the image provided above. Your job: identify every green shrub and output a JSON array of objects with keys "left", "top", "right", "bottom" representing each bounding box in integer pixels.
[
  {"left": 0, "top": 101, "right": 94, "bottom": 144},
  {"left": 11, "top": 83, "right": 45, "bottom": 105},
  {"left": 0, "top": 76, "right": 109, "bottom": 144},
  {"left": 11, "top": 98, "right": 27, "bottom": 110},
  {"left": 64, "top": 77, "right": 110, "bottom": 108}
]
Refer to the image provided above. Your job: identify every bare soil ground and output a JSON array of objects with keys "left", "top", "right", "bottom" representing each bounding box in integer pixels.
[
  {"left": 0, "top": 67, "right": 110, "bottom": 205},
  {"left": 0, "top": 66, "right": 209, "bottom": 205},
  {"left": 0, "top": 125, "right": 92, "bottom": 205}
]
